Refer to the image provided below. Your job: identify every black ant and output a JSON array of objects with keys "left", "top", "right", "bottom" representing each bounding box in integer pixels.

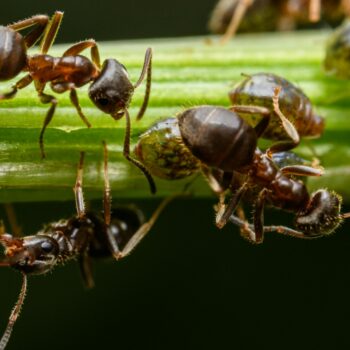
[
  {"left": 209, "top": 0, "right": 350, "bottom": 43},
  {"left": 0, "top": 11, "right": 155, "bottom": 193},
  {"left": 0, "top": 142, "right": 175, "bottom": 350},
  {"left": 137, "top": 87, "right": 349, "bottom": 243}
]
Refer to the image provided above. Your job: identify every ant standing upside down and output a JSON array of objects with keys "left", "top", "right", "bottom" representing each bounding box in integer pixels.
[
  {"left": 0, "top": 142, "right": 175, "bottom": 350},
  {"left": 136, "top": 87, "right": 350, "bottom": 243},
  {"left": 0, "top": 11, "right": 155, "bottom": 193}
]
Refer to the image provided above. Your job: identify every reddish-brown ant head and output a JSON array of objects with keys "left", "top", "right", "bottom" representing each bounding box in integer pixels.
[
  {"left": 295, "top": 189, "right": 343, "bottom": 236},
  {"left": 0, "top": 234, "right": 59, "bottom": 275},
  {"left": 88, "top": 59, "right": 134, "bottom": 119}
]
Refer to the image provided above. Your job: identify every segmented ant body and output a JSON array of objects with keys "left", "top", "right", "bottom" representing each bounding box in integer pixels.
[
  {"left": 0, "top": 12, "right": 155, "bottom": 193},
  {"left": 209, "top": 0, "right": 350, "bottom": 43},
  {"left": 229, "top": 73, "right": 324, "bottom": 141},
  {"left": 0, "top": 143, "right": 172, "bottom": 350},
  {"left": 137, "top": 88, "right": 348, "bottom": 243}
]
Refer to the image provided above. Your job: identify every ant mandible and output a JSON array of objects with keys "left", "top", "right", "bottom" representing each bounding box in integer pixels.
[
  {"left": 0, "top": 11, "right": 155, "bottom": 193},
  {"left": 0, "top": 142, "right": 174, "bottom": 350}
]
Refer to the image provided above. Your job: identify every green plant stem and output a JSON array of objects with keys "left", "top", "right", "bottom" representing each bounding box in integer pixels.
[{"left": 0, "top": 30, "right": 350, "bottom": 202}]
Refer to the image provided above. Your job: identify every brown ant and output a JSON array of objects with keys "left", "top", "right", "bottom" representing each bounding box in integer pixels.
[
  {"left": 178, "top": 87, "right": 350, "bottom": 243},
  {"left": 0, "top": 142, "right": 175, "bottom": 350},
  {"left": 137, "top": 87, "right": 348, "bottom": 243},
  {"left": 209, "top": 0, "right": 350, "bottom": 44},
  {"left": 0, "top": 11, "right": 155, "bottom": 193}
]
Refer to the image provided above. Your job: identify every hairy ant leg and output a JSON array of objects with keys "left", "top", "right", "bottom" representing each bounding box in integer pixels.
[
  {"left": 134, "top": 47, "right": 152, "bottom": 120},
  {"left": 216, "top": 181, "right": 249, "bottom": 229},
  {"left": 116, "top": 195, "right": 177, "bottom": 260},
  {"left": 266, "top": 86, "right": 300, "bottom": 155},
  {"left": 8, "top": 14, "right": 49, "bottom": 49},
  {"left": 0, "top": 272, "right": 27, "bottom": 350},
  {"left": 39, "top": 11, "right": 64, "bottom": 54}
]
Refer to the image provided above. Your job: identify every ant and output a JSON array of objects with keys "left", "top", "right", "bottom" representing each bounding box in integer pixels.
[
  {"left": 228, "top": 72, "right": 324, "bottom": 141},
  {"left": 137, "top": 87, "right": 348, "bottom": 243},
  {"left": 0, "top": 11, "right": 155, "bottom": 193},
  {"left": 0, "top": 142, "right": 175, "bottom": 350},
  {"left": 209, "top": 0, "right": 350, "bottom": 44}
]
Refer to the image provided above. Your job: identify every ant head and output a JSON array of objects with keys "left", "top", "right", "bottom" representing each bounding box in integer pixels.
[
  {"left": 295, "top": 189, "right": 343, "bottom": 236},
  {"left": 0, "top": 234, "right": 59, "bottom": 275},
  {"left": 89, "top": 59, "right": 134, "bottom": 119}
]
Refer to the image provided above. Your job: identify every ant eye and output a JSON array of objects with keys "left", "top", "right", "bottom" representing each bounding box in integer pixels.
[
  {"left": 41, "top": 241, "right": 53, "bottom": 253},
  {"left": 97, "top": 98, "right": 110, "bottom": 106}
]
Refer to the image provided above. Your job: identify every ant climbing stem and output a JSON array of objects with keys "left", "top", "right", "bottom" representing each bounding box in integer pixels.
[
  {"left": 0, "top": 142, "right": 181, "bottom": 348},
  {"left": 0, "top": 12, "right": 155, "bottom": 193}
]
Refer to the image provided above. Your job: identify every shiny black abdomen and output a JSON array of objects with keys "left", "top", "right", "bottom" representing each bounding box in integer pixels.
[
  {"left": 178, "top": 106, "right": 257, "bottom": 172},
  {"left": 0, "top": 26, "right": 27, "bottom": 81}
]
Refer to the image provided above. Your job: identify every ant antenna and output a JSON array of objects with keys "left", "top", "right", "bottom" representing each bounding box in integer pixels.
[{"left": 0, "top": 272, "right": 27, "bottom": 350}]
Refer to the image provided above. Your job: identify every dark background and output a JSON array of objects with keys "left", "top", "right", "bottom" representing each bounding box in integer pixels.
[
  {"left": 0, "top": 0, "right": 216, "bottom": 42},
  {"left": 1, "top": 1, "right": 350, "bottom": 350}
]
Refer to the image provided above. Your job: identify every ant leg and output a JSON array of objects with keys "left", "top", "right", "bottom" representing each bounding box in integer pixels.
[
  {"left": 253, "top": 188, "right": 269, "bottom": 244},
  {"left": 280, "top": 165, "right": 323, "bottom": 177},
  {"left": 73, "top": 152, "right": 86, "bottom": 220},
  {"left": 134, "top": 48, "right": 152, "bottom": 120},
  {"left": 229, "top": 105, "right": 271, "bottom": 137},
  {"left": 0, "top": 74, "right": 33, "bottom": 100},
  {"left": 219, "top": 0, "right": 254, "bottom": 44},
  {"left": 3, "top": 204, "right": 22, "bottom": 237},
  {"left": 69, "top": 88, "right": 92, "bottom": 128},
  {"left": 50, "top": 82, "right": 92, "bottom": 128},
  {"left": 229, "top": 215, "right": 322, "bottom": 240},
  {"left": 0, "top": 273, "right": 27, "bottom": 350},
  {"left": 309, "top": 0, "right": 321, "bottom": 22},
  {"left": 101, "top": 140, "right": 125, "bottom": 257},
  {"left": 216, "top": 181, "right": 249, "bottom": 229},
  {"left": 267, "top": 86, "right": 300, "bottom": 155},
  {"left": 38, "top": 94, "right": 58, "bottom": 159},
  {"left": 123, "top": 109, "right": 157, "bottom": 194},
  {"left": 8, "top": 14, "right": 50, "bottom": 49},
  {"left": 78, "top": 254, "right": 95, "bottom": 289},
  {"left": 63, "top": 40, "right": 101, "bottom": 68},
  {"left": 40, "top": 11, "right": 64, "bottom": 54},
  {"left": 116, "top": 195, "right": 177, "bottom": 259}
]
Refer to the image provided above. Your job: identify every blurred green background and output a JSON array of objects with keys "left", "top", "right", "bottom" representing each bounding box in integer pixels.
[{"left": 1, "top": 1, "right": 350, "bottom": 350}]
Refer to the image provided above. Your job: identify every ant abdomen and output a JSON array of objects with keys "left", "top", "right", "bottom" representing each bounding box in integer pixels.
[
  {"left": 295, "top": 189, "right": 343, "bottom": 236},
  {"left": 135, "top": 118, "right": 201, "bottom": 180},
  {"left": 0, "top": 26, "right": 27, "bottom": 81},
  {"left": 88, "top": 207, "right": 144, "bottom": 258},
  {"left": 178, "top": 106, "right": 257, "bottom": 172}
]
